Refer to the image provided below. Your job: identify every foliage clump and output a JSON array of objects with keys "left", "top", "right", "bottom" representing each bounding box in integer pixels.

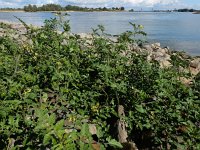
[{"left": 0, "top": 16, "right": 200, "bottom": 150}]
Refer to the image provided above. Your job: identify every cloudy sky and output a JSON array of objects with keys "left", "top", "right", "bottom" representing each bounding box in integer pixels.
[{"left": 0, "top": 0, "right": 199, "bottom": 10}]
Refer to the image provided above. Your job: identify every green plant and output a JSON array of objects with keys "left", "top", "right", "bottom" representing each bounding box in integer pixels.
[{"left": 0, "top": 16, "right": 199, "bottom": 150}]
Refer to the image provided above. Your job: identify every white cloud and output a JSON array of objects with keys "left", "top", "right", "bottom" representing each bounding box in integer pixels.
[{"left": 64, "top": 0, "right": 179, "bottom": 7}]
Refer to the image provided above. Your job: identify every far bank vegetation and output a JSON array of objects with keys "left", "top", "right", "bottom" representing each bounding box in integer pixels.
[{"left": 23, "top": 4, "right": 125, "bottom": 12}]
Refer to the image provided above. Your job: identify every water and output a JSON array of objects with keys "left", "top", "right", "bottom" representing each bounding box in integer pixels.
[{"left": 1, "top": 11, "right": 200, "bottom": 55}]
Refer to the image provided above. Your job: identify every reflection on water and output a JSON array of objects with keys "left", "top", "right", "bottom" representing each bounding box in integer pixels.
[{"left": 0, "top": 12, "right": 200, "bottom": 55}]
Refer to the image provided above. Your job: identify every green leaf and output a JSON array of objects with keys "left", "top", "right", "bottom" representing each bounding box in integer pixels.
[
  {"left": 57, "top": 130, "right": 65, "bottom": 139},
  {"left": 43, "top": 133, "right": 52, "bottom": 145},
  {"left": 135, "top": 105, "right": 146, "bottom": 113},
  {"left": 28, "top": 92, "right": 37, "bottom": 100},
  {"left": 81, "top": 123, "right": 89, "bottom": 136},
  {"left": 8, "top": 116, "right": 15, "bottom": 126},
  {"left": 49, "top": 113, "right": 56, "bottom": 125},
  {"left": 54, "top": 120, "right": 64, "bottom": 131},
  {"left": 108, "top": 139, "right": 123, "bottom": 148},
  {"left": 42, "top": 92, "right": 48, "bottom": 102}
]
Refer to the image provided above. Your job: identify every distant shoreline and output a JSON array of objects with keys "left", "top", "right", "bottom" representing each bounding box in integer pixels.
[
  {"left": 193, "top": 11, "right": 200, "bottom": 14},
  {"left": 0, "top": 10, "right": 198, "bottom": 13},
  {"left": 0, "top": 10, "right": 24, "bottom": 12},
  {"left": 0, "top": 10, "right": 125, "bottom": 13},
  {"left": 0, "top": 10, "right": 128, "bottom": 13}
]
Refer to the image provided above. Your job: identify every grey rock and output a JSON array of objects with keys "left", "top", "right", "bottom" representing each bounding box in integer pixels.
[
  {"left": 110, "top": 37, "right": 118, "bottom": 43},
  {"left": 160, "top": 60, "right": 172, "bottom": 68},
  {"left": 21, "top": 35, "right": 27, "bottom": 42},
  {"left": 85, "top": 40, "right": 93, "bottom": 45},
  {"left": 156, "top": 48, "right": 167, "bottom": 54},
  {"left": 143, "top": 44, "right": 153, "bottom": 53},
  {"left": 27, "top": 40, "right": 33, "bottom": 45},
  {"left": 190, "top": 67, "right": 200, "bottom": 75},
  {"left": 164, "top": 46, "right": 170, "bottom": 50},
  {"left": 78, "top": 33, "right": 92, "bottom": 39},
  {"left": 0, "top": 33, "right": 4, "bottom": 37},
  {"left": 61, "top": 39, "right": 68, "bottom": 45},
  {"left": 153, "top": 52, "right": 165, "bottom": 58},
  {"left": 190, "top": 58, "right": 200, "bottom": 75},
  {"left": 13, "top": 34, "right": 19, "bottom": 39},
  {"left": 10, "top": 24, "right": 23, "bottom": 29},
  {"left": 147, "top": 55, "right": 152, "bottom": 61},
  {"left": 190, "top": 58, "right": 200, "bottom": 69},
  {"left": 164, "top": 54, "right": 171, "bottom": 60},
  {"left": 0, "top": 28, "right": 4, "bottom": 32},
  {"left": 19, "top": 29, "right": 27, "bottom": 34},
  {"left": 89, "top": 124, "right": 97, "bottom": 135},
  {"left": 154, "top": 42, "right": 161, "bottom": 47},
  {"left": 131, "top": 44, "right": 140, "bottom": 51},
  {"left": 151, "top": 42, "right": 161, "bottom": 49}
]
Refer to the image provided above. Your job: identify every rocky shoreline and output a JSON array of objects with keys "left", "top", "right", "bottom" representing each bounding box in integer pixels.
[
  {"left": 1, "top": 20, "right": 200, "bottom": 150},
  {"left": 1, "top": 20, "right": 200, "bottom": 85},
  {"left": 193, "top": 11, "right": 200, "bottom": 14}
]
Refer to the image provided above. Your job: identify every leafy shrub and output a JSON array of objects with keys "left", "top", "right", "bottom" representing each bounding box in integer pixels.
[{"left": 0, "top": 16, "right": 199, "bottom": 149}]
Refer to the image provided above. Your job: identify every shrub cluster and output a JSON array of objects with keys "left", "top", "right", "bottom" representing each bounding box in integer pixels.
[{"left": 0, "top": 17, "right": 200, "bottom": 149}]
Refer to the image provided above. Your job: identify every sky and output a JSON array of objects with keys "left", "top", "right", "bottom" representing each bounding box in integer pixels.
[{"left": 0, "top": 0, "right": 199, "bottom": 10}]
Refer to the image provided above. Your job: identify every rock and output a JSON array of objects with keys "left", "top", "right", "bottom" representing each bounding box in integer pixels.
[
  {"left": 190, "top": 58, "right": 200, "bottom": 69},
  {"left": 178, "top": 66, "right": 190, "bottom": 74},
  {"left": 190, "top": 67, "right": 200, "bottom": 76},
  {"left": 154, "top": 56, "right": 165, "bottom": 62},
  {"left": 164, "top": 54, "right": 171, "bottom": 60},
  {"left": 85, "top": 40, "right": 93, "bottom": 45},
  {"left": 110, "top": 37, "right": 118, "bottom": 43},
  {"left": 151, "top": 43, "right": 161, "bottom": 49},
  {"left": 179, "top": 77, "right": 192, "bottom": 85},
  {"left": 13, "top": 34, "right": 19, "bottom": 39},
  {"left": 10, "top": 23, "right": 24, "bottom": 29},
  {"left": 64, "top": 129, "right": 75, "bottom": 134},
  {"left": 0, "top": 28, "right": 4, "bottom": 32},
  {"left": 181, "top": 53, "right": 191, "bottom": 59},
  {"left": 21, "top": 35, "right": 27, "bottom": 42},
  {"left": 154, "top": 42, "right": 161, "bottom": 47},
  {"left": 156, "top": 48, "right": 167, "bottom": 54},
  {"left": 147, "top": 55, "right": 152, "bottom": 61},
  {"left": 61, "top": 39, "right": 68, "bottom": 45},
  {"left": 150, "top": 50, "right": 172, "bottom": 68},
  {"left": 164, "top": 48, "right": 170, "bottom": 54},
  {"left": 27, "top": 39, "right": 33, "bottom": 45},
  {"left": 77, "top": 33, "right": 92, "bottom": 39},
  {"left": 92, "top": 143, "right": 100, "bottom": 150},
  {"left": 160, "top": 60, "right": 172, "bottom": 68},
  {"left": 164, "top": 46, "right": 170, "bottom": 50},
  {"left": 143, "top": 44, "right": 153, "bottom": 53},
  {"left": 19, "top": 29, "right": 27, "bottom": 34},
  {"left": 146, "top": 43, "right": 172, "bottom": 68},
  {"left": 152, "top": 52, "right": 165, "bottom": 59},
  {"left": 190, "top": 58, "right": 200, "bottom": 75},
  {"left": 89, "top": 124, "right": 97, "bottom": 135},
  {"left": 131, "top": 44, "right": 140, "bottom": 51}
]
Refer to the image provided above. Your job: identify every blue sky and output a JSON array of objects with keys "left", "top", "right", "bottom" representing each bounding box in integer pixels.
[{"left": 0, "top": 0, "right": 199, "bottom": 9}]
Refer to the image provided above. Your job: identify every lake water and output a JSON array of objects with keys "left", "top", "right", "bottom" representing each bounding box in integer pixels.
[{"left": 0, "top": 11, "right": 200, "bottom": 55}]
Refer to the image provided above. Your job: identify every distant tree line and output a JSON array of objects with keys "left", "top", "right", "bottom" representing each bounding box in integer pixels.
[
  {"left": 24, "top": 4, "right": 62, "bottom": 12},
  {"left": 23, "top": 4, "right": 125, "bottom": 12},
  {"left": 174, "top": 8, "right": 197, "bottom": 12},
  {"left": 0, "top": 8, "right": 22, "bottom": 11},
  {"left": 2, "top": 5, "right": 199, "bottom": 13}
]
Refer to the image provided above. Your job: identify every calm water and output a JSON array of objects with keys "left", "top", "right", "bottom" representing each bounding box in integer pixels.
[{"left": 1, "top": 12, "right": 200, "bottom": 55}]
